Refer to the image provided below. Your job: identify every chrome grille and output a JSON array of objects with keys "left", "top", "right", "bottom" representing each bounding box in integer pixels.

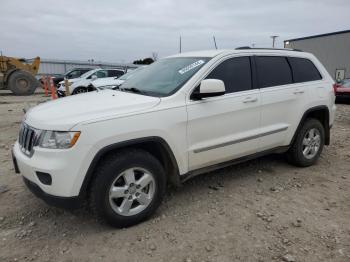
[{"left": 18, "top": 123, "right": 40, "bottom": 157}]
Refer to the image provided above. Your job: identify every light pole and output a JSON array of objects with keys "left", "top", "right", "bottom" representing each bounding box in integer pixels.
[
  {"left": 270, "top": 35, "right": 279, "bottom": 48},
  {"left": 213, "top": 36, "right": 218, "bottom": 49},
  {"left": 179, "top": 36, "right": 182, "bottom": 53}
]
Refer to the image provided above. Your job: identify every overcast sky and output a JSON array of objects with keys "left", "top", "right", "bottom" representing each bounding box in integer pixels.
[{"left": 1, "top": 0, "right": 349, "bottom": 63}]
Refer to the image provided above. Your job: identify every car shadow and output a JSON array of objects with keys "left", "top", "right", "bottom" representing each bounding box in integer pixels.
[{"left": 30, "top": 153, "right": 289, "bottom": 233}]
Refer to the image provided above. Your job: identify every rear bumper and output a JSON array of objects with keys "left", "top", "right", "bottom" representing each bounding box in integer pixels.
[
  {"left": 23, "top": 177, "right": 81, "bottom": 209},
  {"left": 336, "top": 88, "right": 350, "bottom": 97}
]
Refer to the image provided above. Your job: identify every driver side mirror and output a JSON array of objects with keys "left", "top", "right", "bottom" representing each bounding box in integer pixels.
[
  {"left": 191, "top": 79, "right": 225, "bottom": 100},
  {"left": 91, "top": 75, "right": 98, "bottom": 80}
]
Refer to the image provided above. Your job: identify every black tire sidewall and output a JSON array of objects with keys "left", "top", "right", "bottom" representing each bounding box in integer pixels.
[
  {"left": 8, "top": 70, "right": 38, "bottom": 95},
  {"left": 72, "top": 87, "right": 87, "bottom": 95},
  {"left": 91, "top": 150, "right": 166, "bottom": 227},
  {"left": 290, "top": 119, "right": 325, "bottom": 166}
]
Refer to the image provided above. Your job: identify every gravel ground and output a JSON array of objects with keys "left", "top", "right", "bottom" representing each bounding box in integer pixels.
[{"left": 0, "top": 91, "right": 349, "bottom": 262}]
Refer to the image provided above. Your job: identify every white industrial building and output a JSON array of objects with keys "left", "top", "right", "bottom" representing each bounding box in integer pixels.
[
  {"left": 27, "top": 58, "right": 138, "bottom": 76},
  {"left": 284, "top": 30, "right": 350, "bottom": 81}
]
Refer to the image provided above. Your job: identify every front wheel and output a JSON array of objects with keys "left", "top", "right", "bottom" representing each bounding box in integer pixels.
[
  {"left": 8, "top": 70, "right": 38, "bottom": 95},
  {"left": 72, "top": 86, "right": 88, "bottom": 95},
  {"left": 287, "top": 118, "right": 325, "bottom": 167},
  {"left": 90, "top": 149, "right": 166, "bottom": 228}
]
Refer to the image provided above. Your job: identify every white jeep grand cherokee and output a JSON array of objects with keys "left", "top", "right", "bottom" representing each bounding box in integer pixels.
[{"left": 13, "top": 48, "right": 336, "bottom": 227}]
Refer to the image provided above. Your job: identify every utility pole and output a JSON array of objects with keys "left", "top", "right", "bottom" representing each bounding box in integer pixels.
[
  {"left": 213, "top": 36, "right": 218, "bottom": 49},
  {"left": 270, "top": 35, "right": 279, "bottom": 48},
  {"left": 179, "top": 36, "right": 182, "bottom": 53}
]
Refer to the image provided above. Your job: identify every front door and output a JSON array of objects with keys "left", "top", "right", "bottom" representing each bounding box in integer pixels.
[{"left": 186, "top": 56, "right": 261, "bottom": 170}]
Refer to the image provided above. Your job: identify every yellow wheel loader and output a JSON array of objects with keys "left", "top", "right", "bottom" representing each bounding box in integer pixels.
[{"left": 0, "top": 55, "right": 40, "bottom": 95}]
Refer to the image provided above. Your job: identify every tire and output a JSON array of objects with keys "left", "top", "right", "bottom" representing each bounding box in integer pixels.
[
  {"left": 287, "top": 118, "right": 325, "bottom": 167},
  {"left": 89, "top": 149, "right": 166, "bottom": 228},
  {"left": 7, "top": 70, "right": 38, "bottom": 95},
  {"left": 72, "top": 86, "right": 88, "bottom": 95}
]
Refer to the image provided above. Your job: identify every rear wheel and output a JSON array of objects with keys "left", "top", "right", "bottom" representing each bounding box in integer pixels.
[
  {"left": 8, "top": 70, "right": 38, "bottom": 95},
  {"left": 90, "top": 149, "right": 166, "bottom": 228},
  {"left": 287, "top": 118, "right": 325, "bottom": 167}
]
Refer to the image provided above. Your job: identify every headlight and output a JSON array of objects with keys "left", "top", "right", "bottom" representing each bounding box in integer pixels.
[{"left": 38, "top": 131, "right": 81, "bottom": 149}]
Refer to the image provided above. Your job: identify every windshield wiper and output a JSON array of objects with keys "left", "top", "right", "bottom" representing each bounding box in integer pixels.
[{"left": 120, "top": 87, "right": 144, "bottom": 94}]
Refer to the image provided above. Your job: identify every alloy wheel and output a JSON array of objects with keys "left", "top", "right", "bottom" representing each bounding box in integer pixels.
[
  {"left": 302, "top": 128, "right": 321, "bottom": 159},
  {"left": 108, "top": 167, "right": 155, "bottom": 216}
]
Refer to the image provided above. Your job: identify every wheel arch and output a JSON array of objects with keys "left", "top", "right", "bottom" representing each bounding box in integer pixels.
[
  {"left": 79, "top": 136, "right": 181, "bottom": 198},
  {"left": 292, "top": 105, "right": 330, "bottom": 146}
]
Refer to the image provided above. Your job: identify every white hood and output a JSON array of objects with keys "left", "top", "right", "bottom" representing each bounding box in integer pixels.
[
  {"left": 92, "top": 78, "right": 124, "bottom": 89},
  {"left": 68, "top": 78, "right": 93, "bottom": 92},
  {"left": 25, "top": 90, "right": 161, "bottom": 130},
  {"left": 57, "top": 78, "right": 81, "bottom": 91}
]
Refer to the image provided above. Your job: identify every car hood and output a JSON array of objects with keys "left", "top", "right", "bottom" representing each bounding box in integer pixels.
[
  {"left": 57, "top": 78, "right": 82, "bottom": 91},
  {"left": 58, "top": 77, "right": 81, "bottom": 85},
  {"left": 25, "top": 90, "right": 161, "bottom": 130},
  {"left": 92, "top": 77, "right": 120, "bottom": 88},
  {"left": 70, "top": 78, "right": 91, "bottom": 89}
]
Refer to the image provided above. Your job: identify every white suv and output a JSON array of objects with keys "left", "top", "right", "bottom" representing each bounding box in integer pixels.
[
  {"left": 57, "top": 68, "right": 125, "bottom": 96},
  {"left": 12, "top": 48, "right": 336, "bottom": 227}
]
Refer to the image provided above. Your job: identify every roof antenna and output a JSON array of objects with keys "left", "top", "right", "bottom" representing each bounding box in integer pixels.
[{"left": 213, "top": 36, "right": 218, "bottom": 49}]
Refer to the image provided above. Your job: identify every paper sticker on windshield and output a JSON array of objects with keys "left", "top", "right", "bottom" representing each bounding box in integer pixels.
[{"left": 178, "top": 60, "right": 205, "bottom": 75}]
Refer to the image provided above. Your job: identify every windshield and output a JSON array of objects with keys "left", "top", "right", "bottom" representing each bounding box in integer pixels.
[
  {"left": 343, "top": 81, "right": 350, "bottom": 88},
  {"left": 119, "top": 67, "right": 144, "bottom": 80},
  {"left": 121, "top": 57, "right": 209, "bottom": 97}
]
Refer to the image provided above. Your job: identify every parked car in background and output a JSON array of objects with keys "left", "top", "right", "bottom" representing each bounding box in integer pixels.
[
  {"left": 335, "top": 78, "right": 350, "bottom": 99},
  {"left": 57, "top": 68, "right": 125, "bottom": 96},
  {"left": 13, "top": 48, "right": 336, "bottom": 228},
  {"left": 91, "top": 66, "right": 146, "bottom": 90},
  {"left": 53, "top": 68, "right": 93, "bottom": 87}
]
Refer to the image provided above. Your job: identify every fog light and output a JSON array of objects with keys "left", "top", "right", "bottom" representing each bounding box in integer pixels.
[{"left": 36, "top": 172, "right": 52, "bottom": 185}]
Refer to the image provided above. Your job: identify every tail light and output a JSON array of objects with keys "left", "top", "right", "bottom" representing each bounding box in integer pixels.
[{"left": 333, "top": 83, "right": 338, "bottom": 94}]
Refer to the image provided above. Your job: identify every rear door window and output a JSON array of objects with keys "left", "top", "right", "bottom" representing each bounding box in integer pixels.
[
  {"left": 108, "top": 70, "right": 124, "bottom": 77},
  {"left": 206, "top": 56, "right": 252, "bottom": 93},
  {"left": 255, "top": 56, "right": 293, "bottom": 88},
  {"left": 288, "top": 57, "right": 322, "bottom": 83}
]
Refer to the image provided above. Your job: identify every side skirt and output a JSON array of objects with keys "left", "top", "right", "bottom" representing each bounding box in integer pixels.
[{"left": 180, "top": 146, "right": 289, "bottom": 183}]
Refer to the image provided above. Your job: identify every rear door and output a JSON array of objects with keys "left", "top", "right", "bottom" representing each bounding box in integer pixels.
[
  {"left": 187, "top": 56, "right": 261, "bottom": 170},
  {"left": 256, "top": 55, "right": 309, "bottom": 151}
]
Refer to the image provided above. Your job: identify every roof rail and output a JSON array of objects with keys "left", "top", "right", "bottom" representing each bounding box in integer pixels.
[{"left": 235, "top": 47, "right": 303, "bottom": 52}]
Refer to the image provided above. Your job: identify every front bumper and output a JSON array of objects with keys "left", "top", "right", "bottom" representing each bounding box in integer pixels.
[
  {"left": 12, "top": 147, "right": 82, "bottom": 209},
  {"left": 57, "top": 89, "right": 66, "bottom": 97},
  {"left": 22, "top": 177, "right": 81, "bottom": 209},
  {"left": 12, "top": 141, "right": 93, "bottom": 198}
]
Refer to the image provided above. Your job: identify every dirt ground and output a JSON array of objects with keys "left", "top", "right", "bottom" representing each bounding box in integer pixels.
[{"left": 0, "top": 90, "right": 349, "bottom": 262}]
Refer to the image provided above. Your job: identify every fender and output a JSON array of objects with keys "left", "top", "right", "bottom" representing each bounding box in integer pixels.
[
  {"left": 78, "top": 136, "right": 180, "bottom": 197},
  {"left": 291, "top": 105, "right": 330, "bottom": 146}
]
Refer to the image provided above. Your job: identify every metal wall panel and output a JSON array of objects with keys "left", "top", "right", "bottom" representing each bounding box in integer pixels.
[
  {"left": 285, "top": 32, "right": 350, "bottom": 80},
  {"left": 27, "top": 59, "right": 138, "bottom": 76}
]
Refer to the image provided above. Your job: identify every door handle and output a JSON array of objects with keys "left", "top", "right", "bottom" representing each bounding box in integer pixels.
[
  {"left": 293, "top": 89, "right": 305, "bottom": 94},
  {"left": 243, "top": 97, "right": 258, "bottom": 103}
]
